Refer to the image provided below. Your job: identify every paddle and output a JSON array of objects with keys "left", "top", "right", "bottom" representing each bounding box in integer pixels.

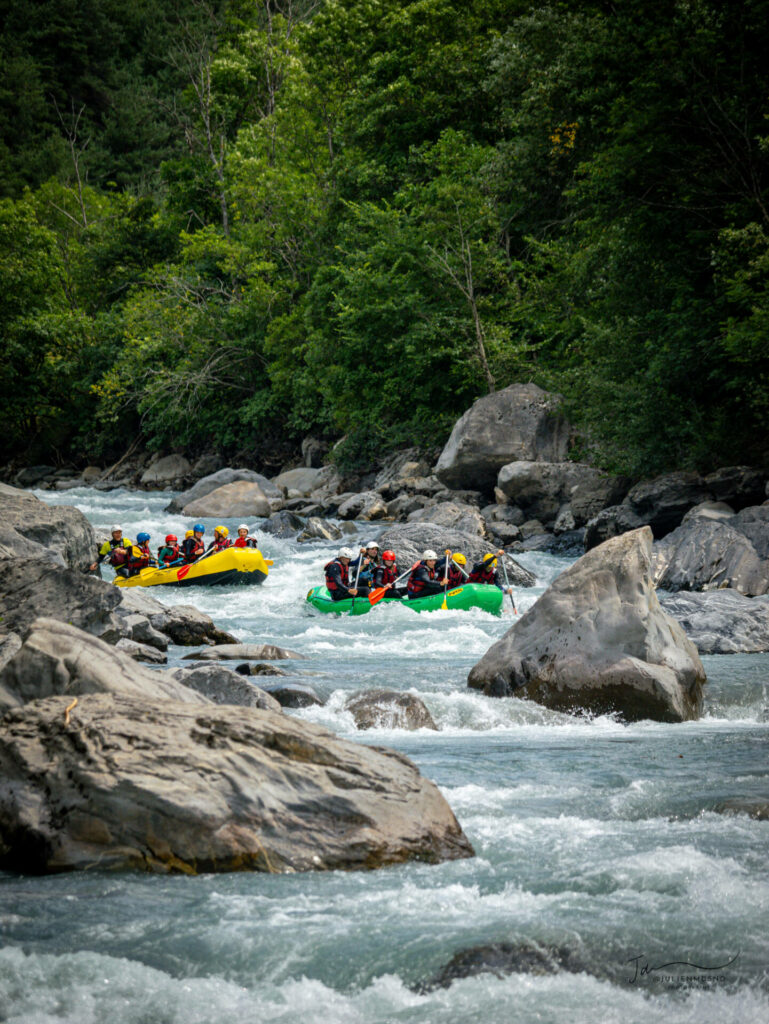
[
  {"left": 368, "top": 561, "right": 420, "bottom": 606},
  {"left": 500, "top": 552, "right": 518, "bottom": 615},
  {"left": 349, "top": 555, "right": 363, "bottom": 615},
  {"left": 441, "top": 549, "right": 452, "bottom": 610}
]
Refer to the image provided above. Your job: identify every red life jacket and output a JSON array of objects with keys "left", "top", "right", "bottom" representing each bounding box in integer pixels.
[
  {"left": 108, "top": 545, "right": 128, "bottom": 567},
  {"left": 469, "top": 564, "right": 496, "bottom": 585},
  {"left": 158, "top": 544, "right": 182, "bottom": 566},
  {"left": 407, "top": 562, "right": 438, "bottom": 596},
  {"left": 447, "top": 565, "right": 464, "bottom": 587},
  {"left": 213, "top": 538, "right": 231, "bottom": 552},
  {"left": 233, "top": 537, "right": 248, "bottom": 548},
  {"left": 127, "top": 543, "right": 151, "bottom": 571},
  {"left": 375, "top": 564, "right": 399, "bottom": 586},
  {"left": 324, "top": 558, "right": 349, "bottom": 592}
]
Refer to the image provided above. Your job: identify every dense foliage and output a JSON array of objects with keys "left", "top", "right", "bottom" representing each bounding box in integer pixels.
[{"left": 1, "top": 0, "right": 768, "bottom": 476}]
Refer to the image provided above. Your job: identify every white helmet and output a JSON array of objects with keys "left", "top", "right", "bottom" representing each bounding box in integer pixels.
[
  {"left": 111, "top": 524, "right": 122, "bottom": 533},
  {"left": 338, "top": 547, "right": 355, "bottom": 559},
  {"left": 422, "top": 549, "right": 438, "bottom": 560},
  {"left": 364, "top": 539, "right": 379, "bottom": 548},
  {"left": 238, "top": 523, "right": 249, "bottom": 532}
]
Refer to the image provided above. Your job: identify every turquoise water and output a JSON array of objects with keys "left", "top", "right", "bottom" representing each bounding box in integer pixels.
[{"left": 1, "top": 488, "right": 767, "bottom": 1023}]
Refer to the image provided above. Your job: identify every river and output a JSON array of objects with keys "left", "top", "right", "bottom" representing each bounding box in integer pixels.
[{"left": 1, "top": 487, "right": 767, "bottom": 1023}]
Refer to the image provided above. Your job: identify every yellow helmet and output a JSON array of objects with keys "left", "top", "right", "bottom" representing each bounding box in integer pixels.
[
  {"left": 452, "top": 552, "right": 467, "bottom": 565},
  {"left": 483, "top": 553, "right": 498, "bottom": 565},
  {"left": 215, "top": 525, "right": 229, "bottom": 537},
  {"left": 185, "top": 529, "right": 194, "bottom": 538}
]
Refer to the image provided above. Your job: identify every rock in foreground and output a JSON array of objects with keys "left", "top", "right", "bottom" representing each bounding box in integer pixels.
[
  {"left": 468, "top": 528, "right": 705, "bottom": 722},
  {"left": 0, "top": 694, "right": 474, "bottom": 874}
]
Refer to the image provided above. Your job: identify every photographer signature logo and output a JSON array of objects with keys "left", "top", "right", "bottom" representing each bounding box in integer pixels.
[{"left": 627, "top": 952, "right": 739, "bottom": 984}]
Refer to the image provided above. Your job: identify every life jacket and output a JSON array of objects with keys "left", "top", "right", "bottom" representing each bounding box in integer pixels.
[
  {"left": 324, "top": 558, "right": 349, "bottom": 592},
  {"left": 211, "top": 537, "right": 231, "bottom": 552},
  {"left": 447, "top": 565, "right": 464, "bottom": 587},
  {"left": 158, "top": 544, "right": 182, "bottom": 566},
  {"left": 407, "top": 561, "right": 438, "bottom": 596},
  {"left": 126, "top": 543, "right": 151, "bottom": 571},
  {"left": 233, "top": 537, "right": 248, "bottom": 548},
  {"left": 374, "top": 564, "right": 398, "bottom": 587},
  {"left": 99, "top": 537, "right": 130, "bottom": 566},
  {"left": 183, "top": 537, "right": 205, "bottom": 562},
  {"left": 469, "top": 563, "right": 497, "bottom": 585}
]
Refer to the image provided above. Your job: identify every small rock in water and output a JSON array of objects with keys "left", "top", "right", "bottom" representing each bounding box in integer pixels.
[
  {"left": 415, "top": 942, "right": 585, "bottom": 992},
  {"left": 297, "top": 517, "right": 342, "bottom": 543},
  {"left": 713, "top": 799, "right": 769, "bottom": 821},
  {"left": 184, "top": 643, "right": 305, "bottom": 662},
  {"left": 259, "top": 682, "right": 325, "bottom": 708},
  {"left": 345, "top": 689, "right": 437, "bottom": 731},
  {"left": 236, "top": 662, "right": 288, "bottom": 677},
  {"left": 171, "top": 664, "right": 281, "bottom": 712},
  {"left": 115, "top": 638, "right": 167, "bottom": 664}
]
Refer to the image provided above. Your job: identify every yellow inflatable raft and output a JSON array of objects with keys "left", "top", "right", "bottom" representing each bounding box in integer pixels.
[{"left": 112, "top": 548, "right": 272, "bottom": 589}]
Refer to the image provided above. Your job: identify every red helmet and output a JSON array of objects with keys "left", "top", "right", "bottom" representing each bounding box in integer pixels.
[
  {"left": 165, "top": 534, "right": 177, "bottom": 544},
  {"left": 382, "top": 550, "right": 396, "bottom": 561}
]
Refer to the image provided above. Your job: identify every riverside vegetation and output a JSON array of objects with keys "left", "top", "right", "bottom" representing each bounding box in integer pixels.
[{"left": 2, "top": 0, "right": 769, "bottom": 479}]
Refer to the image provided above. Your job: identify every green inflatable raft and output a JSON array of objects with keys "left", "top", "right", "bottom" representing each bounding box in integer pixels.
[{"left": 305, "top": 582, "right": 503, "bottom": 616}]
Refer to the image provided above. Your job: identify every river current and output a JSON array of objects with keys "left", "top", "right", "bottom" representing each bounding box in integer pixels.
[{"left": 1, "top": 487, "right": 767, "bottom": 1023}]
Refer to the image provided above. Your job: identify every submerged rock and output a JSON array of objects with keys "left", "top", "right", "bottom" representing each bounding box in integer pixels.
[
  {"left": 468, "top": 528, "right": 705, "bottom": 723},
  {"left": 345, "top": 689, "right": 437, "bottom": 731},
  {"left": 183, "top": 643, "right": 305, "bottom": 662},
  {"left": 0, "top": 694, "right": 474, "bottom": 874},
  {"left": 259, "top": 682, "right": 324, "bottom": 708},
  {"left": 416, "top": 942, "right": 587, "bottom": 992},
  {"left": 0, "top": 619, "right": 209, "bottom": 711}
]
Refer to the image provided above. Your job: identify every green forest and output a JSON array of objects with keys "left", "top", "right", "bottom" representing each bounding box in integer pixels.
[{"left": 2, "top": 0, "right": 768, "bottom": 477}]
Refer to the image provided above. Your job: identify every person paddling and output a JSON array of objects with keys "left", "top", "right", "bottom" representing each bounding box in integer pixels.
[
  {"left": 90, "top": 525, "right": 132, "bottom": 573},
  {"left": 468, "top": 550, "right": 514, "bottom": 594},
  {"left": 351, "top": 540, "right": 381, "bottom": 588},
  {"left": 121, "top": 532, "right": 156, "bottom": 577},
  {"left": 324, "top": 546, "right": 369, "bottom": 601},
  {"left": 157, "top": 533, "right": 184, "bottom": 567},
  {"left": 436, "top": 550, "right": 467, "bottom": 588},
  {"left": 406, "top": 549, "right": 448, "bottom": 600},
  {"left": 207, "top": 525, "right": 231, "bottom": 553},
  {"left": 372, "top": 549, "right": 405, "bottom": 599},
  {"left": 183, "top": 524, "right": 206, "bottom": 563}
]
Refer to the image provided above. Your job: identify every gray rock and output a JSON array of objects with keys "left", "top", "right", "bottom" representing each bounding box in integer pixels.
[
  {"left": 584, "top": 504, "right": 649, "bottom": 550},
  {"left": 553, "top": 505, "right": 576, "bottom": 534},
  {"left": 681, "top": 501, "right": 736, "bottom": 524},
  {"left": 110, "top": 611, "right": 168, "bottom": 651},
  {"left": 0, "top": 619, "right": 209, "bottom": 711},
  {"left": 115, "top": 638, "right": 168, "bottom": 664},
  {"left": 703, "top": 466, "right": 765, "bottom": 507},
  {"left": 434, "top": 384, "right": 571, "bottom": 492},
  {"left": 14, "top": 466, "right": 56, "bottom": 487},
  {"left": 377, "top": 523, "right": 536, "bottom": 588},
  {"left": 488, "top": 523, "right": 521, "bottom": 545},
  {"left": 659, "top": 590, "right": 769, "bottom": 654},
  {"left": 407, "top": 501, "right": 486, "bottom": 537},
  {"left": 190, "top": 454, "right": 223, "bottom": 479},
  {"left": 171, "top": 664, "right": 282, "bottom": 711},
  {"left": 259, "top": 682, "right": 324, "bottom": 708},
  {"left": 167, "top": 468, "right": 282, "bottom": 514},
  {"left": 468, "top": 527, "right": 706, "bottom": 722},
  {"left": 261, "top": 510, "right": 306, "bottom": 538},
  {"left": 117, "top": 589, "right": 237, "bottom": 646},
  {"left": 0, "top": 633, "right": 22, "bottom": 672},
  {"left": 345, "top": 689, "right": 438, "bottom": 731},
  {"left": 140, "top": 454, "right": 192, "bottom": 488},
  {"left": 519, "top": 519, "right": 546, "bottom": 540},
  {"left": 416, "top": 942, "right": 587, "bottom": 993},
  {"left": 336, "top": 491, "right": 389, "bottom": 521},
  {"left": 386, "top": 494, "right": 428, "bottom": 518},
  {"left": 0, "top": 693, "right": 474, "bottom": 874},
  {"left": 301, "top": 437, "right": 328, "bottom": 468},
  {"left": 651, "top": 519, "right": 769, "bottom": 596},
  {"left": 236, "top": 663, "right": 288, "bottom": 677},
  {"left": 182, "top": 480, "right": 271, "bottom": 519},
  {"left": 81, "top": 466, "right": 103, "bottom": 483},
  {"left": 374, "top": 449, "right": 433, "bottom": 493},
  {"left": 481, "top": 504, "right": 525, "bottom": 527},
  {"left": 0, "top": 557, "right": 122, "bottom": 638},
  {"left": 0, "top": 483, "right": 96, "bottom": 570},
  {"left": 730, "top": 504, "right": 769, "bottom": 559},
  {"left": 713, "top": 799, "right": 769, "bottom": 821},
  {"left": 496, "top": 461, "right": 604, "bottom": 526},
  {"left": 297, "top": 517, "right": 343, "bottom": 543},
  {"left": 626, "top": 471, "right": 713, "bottom": 535},
  {"left": 184, "top": 643, "right": 305, "bottom": 662},
  {"left": 570, "top": 474, "right": 630, "bottom": 526},
  {"left": 272, "top": 466, "right": 337, "bottom": 498}
]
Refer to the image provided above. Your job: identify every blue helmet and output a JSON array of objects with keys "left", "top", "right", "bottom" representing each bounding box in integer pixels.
[
  {"left": 193, "top": 523, "right": 205, "bottom": 533},
  {"left": 137, "top": 532, "right": 150, "bottom": 543}
]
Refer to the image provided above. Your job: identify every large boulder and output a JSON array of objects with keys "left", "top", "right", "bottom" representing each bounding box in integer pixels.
[
  {"left": 569, "top": 474, "right": 631, "bottom": 526},
  {"left": 166, "top": 468, "right": 282, "bottom": 514},
  {"left": 659, "top": 590, "right": 769, "bottom": 654},
  {"left": 0, "top": 619, "right": 209, "bottom": 711},
  {"left": 0, "top": 483, "right": 96, "bottom": 569},
  {"left": 182, "top": 481, "right": 271, "bottom": 519},
  {"left": 139, "top": 454, "right": 192, "bottom": 489},
  {"left": 625, "top": 471, "right": 713, "bottom": 535},
  {"left": 345, "top": 689, "right": 438, "bottom": 731},
  {"left": 468, "top": 528, "right": 706, "bottom": 722},
  {"left": 584, "top": 504, "right": 649, "bottom": 551},
  {"left": 730, "top": 504, "right": 769, "bottom": 559},
  {"left": 0, "top": 557, "right": 121, "bottom": 638},
  {"left": 116, "top": 588, "right": 237, "bottom": 646},
  {"left": 407, "top": 501, "right": 486, "bottom": 537},
  {"left": 377, "top": 523, "right": 536, "bottom": 588},
  {"left": 0, "top": 693, "right": 474, "bottom": 874},
  {"left": 272, "top": 466, "right": 337, "bottom": 498},
  {"left": 702, "top": 465, "right": 765, "bottom": 507},
  {"left": 336, "top": 491, "right": 389, "bottom": 521},
  {"left": 170, "top": 664, "right": 282, "bottom": 711},
  {"left": 374, "top": 449, "right": 433, "bottom": 495},
  {"left": 496, "top": 461, "right": 603, "bottom": 527},
  {"left": 651, "top": 518, "right": 769, "bottom": 596},
  {"left": 434, "top": 383, "right": 571, "bottom": 492}
]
